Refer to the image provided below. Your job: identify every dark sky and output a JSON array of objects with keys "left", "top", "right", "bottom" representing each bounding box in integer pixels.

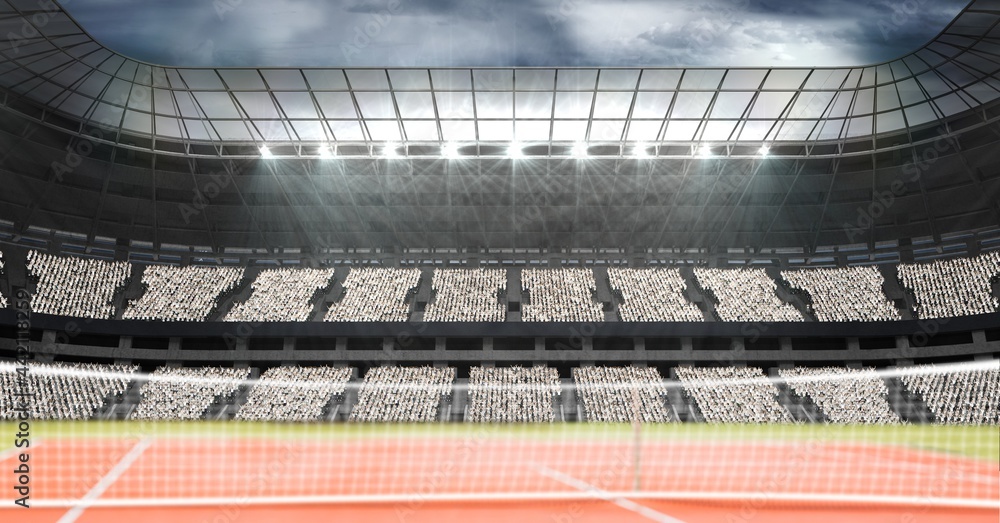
[{"left": 61, "top": 0, "right": 969, "bottom": 67}]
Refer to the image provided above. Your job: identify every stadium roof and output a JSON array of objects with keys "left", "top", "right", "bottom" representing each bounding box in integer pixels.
[{"left": 0, "top": 0, "right": 998, "bottom": 253}]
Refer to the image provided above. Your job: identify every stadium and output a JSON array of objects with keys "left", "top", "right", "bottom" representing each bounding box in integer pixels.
[{"left": 0, "top": 0, "right": 998, "bottom": 521}]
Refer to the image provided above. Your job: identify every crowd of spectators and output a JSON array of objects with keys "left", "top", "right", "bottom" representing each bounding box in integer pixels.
[
  {"left": 779, "top": 367, "right": 900, "bottom": 424},
  {"left": 674, "top": 366, "right": 791, "bottom": 423},
  {"left": 900, "top": 364, "right": 999, "bottom": 425},
  {"left": 521, "top": 269, "right": 604, "bottom": 322},
  {"left": 423, "top": 269, "right": 507, "bottom": 322},
  {"left": 325, "top": 268, "right": 421, "bottom": 322},
  {"left": 236, "top": 366, "right": 352, "bottom": 422},
  {"left": 0, "top": 362, "right": 137, "bottom": 420},
  {"left": 608, "top": 268, "right": 704, "bottom": 322},
  {"left": 694, "top": 268, "right": 803, "bottom": 322},
  {"left": 130, "top": 366, "right": 249, "bottom": 420},
  {"left": 123, "top": 265, "right": 244, "bottom": 321},
  {"left": 27, "top": 251, "right": 130, "bottom": 319},
  {"left": 466, "top": 366, "right": 561, "bottom": 423},
  {"left": 897, "top": 252, "right": 1000, "bottom": 319},
  {"left": 572, "top": 366, "right": 673, "bottom": 422},
  {"left": 782, "top": 266, "right": 901, "bottom": 322},
  {"left": 225, "top": 268, "right": 335, "bottom": 322},
  {"left": 0, "top": 251, "right": 6, "bottom": 309},
  {"left": 349, "top": 366, "right": 455, "bottom": 422}
]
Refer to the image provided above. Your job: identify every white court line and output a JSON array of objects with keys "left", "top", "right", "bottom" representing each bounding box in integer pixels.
[
  {"left": 537, "top": 465, "right": 688, "bottom": 523},
  {"left": 57, "top": 438, "right": 152, "bottom": 523},
  {"left": 0, "top": 439, "right": 41, "bottom": 462}
]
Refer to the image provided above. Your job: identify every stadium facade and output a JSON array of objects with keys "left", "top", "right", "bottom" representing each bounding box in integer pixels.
[{"left": 0, "top": 0, "right": 998, "bottom": 370}]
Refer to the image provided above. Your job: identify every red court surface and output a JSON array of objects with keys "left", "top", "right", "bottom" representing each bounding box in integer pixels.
[{"left": 4, "top": 437, "right": 998, "bottom": 523}]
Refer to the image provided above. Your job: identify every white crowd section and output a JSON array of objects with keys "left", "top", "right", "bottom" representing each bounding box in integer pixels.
[
  {"left": 694, "top": 267, "right": 804, "bottom": 322},
  {"left": 123, "top": 265, "right": 244, "bottom": 321},
  {"left": 897, "top": 251, "right": 1000, "bottom": 319},
  {"left": 0, "top": 362, "right": 137, "bottom": 420},
  {"left": 0, "top": 250, "right": 6, "bottom": 308},
  {"left": 608, "top": 268, "right": 703, "bottom": 322},
  {"left": 130, "top": 366, "right": 249, "bottom": 421},
  {"left": 674, "top": 366, "right": 792, "bottom": 423},
  {"left": 466, "top": 366, "right": 561, "bottom": 423},
  {"left": 521, "top": 268, "right": 604, "bottom": 322},
  {"left": 235, "top": 366, "right": 352, "bottom": 422},
  {"left": 572, "top": 366, "right": 673, "bottom": 422},
  {"left": 349, "top": 366, "right": 455, "bottom": 422},
  {"left": 779, "top": 367, "right": 901, "bottom": 424},
  {"left": 325, "top": 267, "right": 420, "bottom": 322},
  {"left": 424, "top": 268, "right": 507, "bottom": 322},
  {"left": 783, "top": 266, "right": 901, "bottom": 322},
  {"left": 900, "top": 364, "right": 1000, "bottom": 425},
  {"left": 27, "top": 250, "right": 130, "bottom": 319},
  {"left": 225, "top": 268, "right": 335, "bottom": 322}
]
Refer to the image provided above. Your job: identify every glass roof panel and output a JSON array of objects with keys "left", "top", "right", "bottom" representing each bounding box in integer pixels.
[
  {"left": 194, "top": 92, "right": 241, "bottom": 118},
  {"left": 904, "top": 103, "right": 939, "bottom": 126},
  {"left": 234, "top": 92, "right": 281, "bottom": 119},
  {"left": 78, "top": 48, "right": 112, "bottom": 68},
  {"left": 670, "top": 92, "right": 714, "bottom": 118},
  {"left": 700, "top": 120, "right": 738, "bottom": 141},
  {"left": 826, "top": 91, "right": 855, "bottom": 118},
  {"left": 845, "top": 115, "right": 873, "bottom": 137},
  {"left": 805, "top": 69, "right": 850, "bottom": 89},
  {"left": 748, "top": 91, "right": 794, "bottom": 119},
  {"left": 57, "top": 93, "right": 92, "bottom": 117},
  {"left": 875, "top": 64, "right": 894, "bottom": 85},
  {"left": 274, "top": 91, "right": 319, "bottom": 119},
  {"left": 875, "top": 84, "right": 900, "bottom": 111},
  {"left": 842, "top": 69, "right": 863, "bottom": 89},
  {"left": 903, "top": 55, "right": 931, "bottom": 76},
  {"left": 876, "top": 110, "right": 905, "bottom": 134},
  {"left": 662, "top": 120, "right": 700, "bottom": 141},
  {"left": 551, "top": 120, "right": 588, "bottom": 141},
  {"left": 88, "top": 103, "right": 123, "bottom": 128},
  {"left": 355, "top": 91, "right": 398, "bottom": 119},
  {"left": 260, "top": 69, "right": 307, "bottom": 90},
  {"left": 680, "top": 69, "right": 725, "bottom": 90},
  {"left": 101, "top": 78, "right": 132, "bottom": 105},
  {"left": 430, "top": 69, "right": 471, "bottom": 90},
  {"left": 554, "top": 91, "right": 594, "bottom": 119},
  {"left": 314, "top": 92, "right": 359, "bottom": 119},
  {"left": 126, "top": 87, "right": 151, "bottom": 112},
  {"left": 895, "top": 78, "right": 926, "bottom": 106},
  {"left": 515, "top": 91, "right": 554, "bottom": 119},
  {"left": 631, "top": 91, "right": 674, "bottom": 118},
  {"left": 96, "top": 55, "right": 125, "bottom": 75},
  {"left": 475, "top": 91, "right": 513, "bottom": 118},
  {"left": 173, "top": 91, "right": 201, "bottom": 118},
  {"left": 556, "top": 69, "right": 598, "bottom": 90},
  {"left": 395, "top": 91, "right": 436, "bottom": 119},
  {"left": 252, "top": 120, "right": 289, "bottom": 141},
  {"left": 916, "top": 72, "right": 953, "bottom": 98},
  {"left": 184, "top": 119, "right": 215, "bottom": 141},
  {"left": 76, "top": 72, "right": 111, "bottom": 97},
  {"left": 816, "top": 119, "right": 845, "bottom": 140},
  {"left": 365, "top": 120, "right": 401, "bottom": 141},
  {"left": 852, "top": 88, "right": 875, "bottom": 115},
  {"left": 135, "top": 64, "right": 153, "bottom": 85},
  {"left": 721, "top": 70, "right": 766, "bottom": 90},
  {"left": 328, "top": 119, "right": 365, "bottom": 141},
  {"left": 115, "top": 60, "right": 138, "bottom": 80},
  {"left": 515, "top": 69, "right": 556, "bottom": 91},
  {"left": 638, "top": 70, "right": 681, "bottom": 90},
  {"left": 402, "top": 120, "right": 439, "bottom": 141},
  {"left": 626, "top": 120, "right": 663, "bottom": 141},
  {"left": 154, "top": 116, "right": 185, "bottom": 139},
  {"left": 763, "top": 69, "right": 810, "bottom": 90},
  {"left": 859, "top": 67, "right": 876, "bottom": 87},
  {"left": 178, "top": 69, "right": 225, "bottom": 89},
  {"left": 787, "top": 91, "right": 834, "bottom": 119},
  {"left": 598, "top": 69, "right": 640, "bottom": 90},
  {"left": 514, "top": 120, "right": 551, "bottom": 141},
  {"left": 440, "top": 120, "right": 476, "bottom": 141},
  {"left": 290, "top": 120, "right": 328, "bottom": 141},
  {"left": 889, "top": 60, "right": 912, "bottom": 81},
  {"left": 915, "top": 49, "right": 947, "bottom": 68},
  {"left": 435, "top": 91, "right": 475, "bottom": 119},
  {"left": 935, "top": 61, "right": 979, "bottom": 87},
  {"left": 738, "top": 120, "right": 777, "bottom": 141},
  {"left": 590, "top": 120, "right": 626, "bottom": 141},
  {"left": 303, "top": 69, "right": 348, "bottom": 90},
  {"left": 218, "top": 69, "right": 266, "bottom": 90},
  {"left": 933, "top": 92, "right": 971, "bottom": 117},
  {"left": 477, "top": 120, "right": 513, "bottom": 141},
  {"left": 473, "top": 69, "right": 513, "bottom": 91},
  {"left": 593, "top": 92, "right": 634, "bottom": 119},
  {"left": 387, "top": 69, "right": 430, "bottom": 90},
  {"left": 964, "top": 80, "right": 1000, "bottom": 104},
  {"left": 710, "top": 92, "right": 754, "bottom": 119},
  {"left": 211, "top": 120, "right": 253, "bottom": 140},
  {"left": 345, "top": 69, "right": 389, "bottom": 90},
  {"left": 773, "top": 120, "right": 816, "bottom": 141}
]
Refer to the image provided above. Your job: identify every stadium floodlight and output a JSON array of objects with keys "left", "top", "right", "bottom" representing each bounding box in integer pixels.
[
  {"left": 698, "top": 145, "right": 714, "bottom": 157},
  {"left": 382, "top": 143, "right": 400, "bottom": 158},
  {"left": 259, "top": 145, "right": 274, "bottom": 159},
  {"left": 571, "top": 142, "right": 589, "bottom": 158},
  {"left": 758, "top": 145, "right": 770, "bottom": 157},
  {"left": 632, "top": 143, "right": 651, "bottom": 158},
  {"left": 318, "top": 145, "right": 334, "bottom": 159},
  {"left": 507, "top": 142, "right": 524, "bottom": 159},
  {"left": 442, "top": 143, "right": 460, "bottom": 159}
]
